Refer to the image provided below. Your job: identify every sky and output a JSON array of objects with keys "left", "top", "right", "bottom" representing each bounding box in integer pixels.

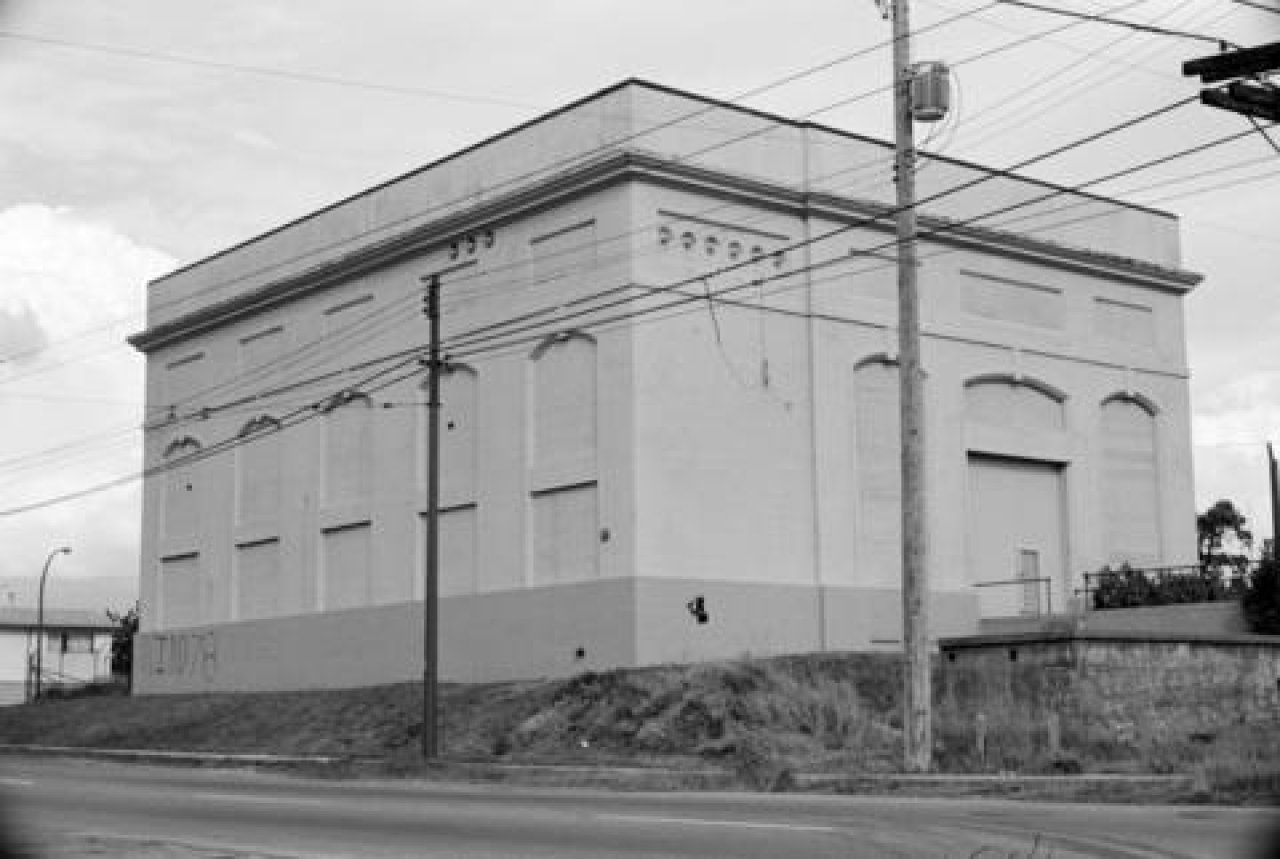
[{"left": 0, "top": 0, "right": 1277, "bottom": 600}]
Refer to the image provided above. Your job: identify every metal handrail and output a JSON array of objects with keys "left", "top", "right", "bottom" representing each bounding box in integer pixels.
[
  {"left": 972, "top": 576, "right": 1053, "bottom": 616},
  {"left": 1077, "top": 560, "right": 1258, "bottom": 610}
]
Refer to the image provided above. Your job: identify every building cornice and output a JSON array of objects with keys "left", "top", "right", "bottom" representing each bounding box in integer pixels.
[{"left": 130, "top": 149, "right": 1202, "bottom": 353}]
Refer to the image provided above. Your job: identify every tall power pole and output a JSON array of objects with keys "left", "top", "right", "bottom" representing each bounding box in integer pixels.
[
  {"left": 891, "top": 0, "right": 931, "bottom": 773},
  {"left": 1268, "top": 442, "right": 1279, "bottom": 560},
  {"left": 422, "top": 273, "right": 442, "bottom": 759}
]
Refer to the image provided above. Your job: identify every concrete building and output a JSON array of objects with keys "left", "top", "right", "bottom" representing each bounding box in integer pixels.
[{"left": 129, "top": 80, "right": 1200, "bottom": 694}]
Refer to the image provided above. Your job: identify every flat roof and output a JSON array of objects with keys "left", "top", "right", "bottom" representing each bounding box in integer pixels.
[
  {"left": 149, "top": 78, "right": 1177, "bottom": 289},
  {"left": 0, "top": 607, "right": 114, "bottom": 632}
]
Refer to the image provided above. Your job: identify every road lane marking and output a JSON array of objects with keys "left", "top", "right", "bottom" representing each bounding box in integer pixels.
[
  {"left": 594, "top": 813, "right": 838, "bottom": 833},
  {"left": 192, "top": 791, "right": 334, "bottom": 807},
  {"left": 0, "top": 778, "right": 32, "bottom": 787}
]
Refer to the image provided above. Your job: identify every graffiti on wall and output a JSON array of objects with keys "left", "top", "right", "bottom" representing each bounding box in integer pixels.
[{"left": 143, "top": 631, "right": 218, "bottom": 682}]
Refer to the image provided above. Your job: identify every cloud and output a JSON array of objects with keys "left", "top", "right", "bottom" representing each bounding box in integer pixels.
[
  {"left": 1192, "top": 368, "right": 1280, "bottom": 547},
  {"left": 0, "top": 300, "right": 49, "bottom": 363},
  {"left": 0, "top": 205, "right": 173, "bottom": 585}
]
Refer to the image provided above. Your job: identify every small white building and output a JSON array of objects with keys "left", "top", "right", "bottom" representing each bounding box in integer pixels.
[
  {"left": 0, "top": 608, "right": 114, "bottom": 705},
  {"left": 129, "top": 81, "right": 1200, "bottom": 694}
]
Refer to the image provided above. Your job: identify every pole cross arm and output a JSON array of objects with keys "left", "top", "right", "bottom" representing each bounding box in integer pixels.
[
  {"left": 1183, "top": 41, "right": 1280, "bottom": 83},
  {"left": 1200, "top": 82, "right": 1280, "bottom": 122}
]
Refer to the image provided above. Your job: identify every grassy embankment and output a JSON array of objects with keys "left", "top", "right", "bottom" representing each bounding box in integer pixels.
[{"left": 2, "top": 653, "right": 1276, "bottom": 801}]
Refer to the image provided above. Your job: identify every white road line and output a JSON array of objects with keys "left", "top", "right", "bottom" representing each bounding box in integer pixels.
[
  {"left": 0, "top": 778, "right": 32, "bottom": 787},
  {"left": 594, "top": 813, "right": 838, "bottom": 834},
  {"left": 192, "top": 791, "right": 333, "bottom": 807}
]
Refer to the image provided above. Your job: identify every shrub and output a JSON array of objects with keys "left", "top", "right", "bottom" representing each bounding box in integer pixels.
[
  {"left": 1092, "top": 562, "right": 1244, "bottom": 610},
  {"left": 1243, "top": 558, "right": 1280, "bottom": 634}
]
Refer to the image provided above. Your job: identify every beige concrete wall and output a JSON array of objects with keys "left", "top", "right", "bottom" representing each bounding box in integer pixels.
[
  {"left": 135, "top": 578, "right": 639, "bottom": 693},
  {"left": 138, "top": 185, "right": 637, "bottom": 635},
  {"left": 133, "top": 81, "right": 1202, "bottom": 689},
  {"left": 135, "top": 577, "right": 978, "bottom": 693},
  {"left": 634, "top": 578, "right": 980, "bottom": 665},
  {"left": 628, "top": 177, "right": 1197, "bottom": 635}
]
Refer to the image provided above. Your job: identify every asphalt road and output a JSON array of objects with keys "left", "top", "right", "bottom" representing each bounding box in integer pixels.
[{"left": 0, "top": 757, "right": 1276, "bottom": 858}]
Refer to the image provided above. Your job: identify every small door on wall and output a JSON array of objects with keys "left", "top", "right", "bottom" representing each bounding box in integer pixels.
[{"left": 966, "top": 454, "right": 1066, "bottom": 618}]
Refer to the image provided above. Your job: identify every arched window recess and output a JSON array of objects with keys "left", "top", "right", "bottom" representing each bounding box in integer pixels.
[
  {"left": 530, "top": 330, "right": 595, "bottom": 361},
  {"left": 237, "top": 415, "right": 282, "bottom": 438},
  {"left": 162, "top": 435, "right": 203, "bottom": 459},
  {"left": 964, "top": 373, "right": 1067, "bottom": 404},
  {"left": 853, "top": 352, "right": 898, "bottom": 371},
  {"left": 318, "top": 389, "right": 372, "bottom": 414},
  {"left": 1100, "top": 391, "right": 1159, "bottom": 416},
  {"left": 418, "top": 360, "right": 475, "bottom": 386}
]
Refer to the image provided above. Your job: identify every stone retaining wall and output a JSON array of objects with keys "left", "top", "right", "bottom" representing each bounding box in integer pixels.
[{"left": 937, "top": 631, "right": 1280, "bottom": 764}]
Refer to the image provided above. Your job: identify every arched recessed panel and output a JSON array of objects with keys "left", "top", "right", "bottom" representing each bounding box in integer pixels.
[
  {"left": 160, "top": 553, "right": 201, "bottom": 629},
  {"left": 236, "top": 415, "right": 282, "bottom": 524},
  {"left": 964, "top": 376, "right": 1065, "bottom": 431},
  {"left": 163, "top": 436, "right": 202, "bottom": 538},
  {"left": 420, "top": 365, "right": 478, "bottom": 500},
  {"left": 531, "top": 333, "right": 597, "bottom": 474},
  {"left": 324, "top": 393, "right": 374, "bottom": 504},
  {"left": 853, "top": 359, "right": 901, "bottom": 581},
  {"left": 1100, "top": 396, "right": 1160, "bottom": 565}
]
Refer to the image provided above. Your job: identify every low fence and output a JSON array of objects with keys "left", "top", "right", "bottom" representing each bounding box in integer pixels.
[{"left": 1078, "top": 562, "right": 1259, "bottom": 611}]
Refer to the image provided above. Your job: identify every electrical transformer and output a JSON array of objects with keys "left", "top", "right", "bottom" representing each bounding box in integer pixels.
[{"left": 909, "top": 61, "right": 951, "bottom": 122}]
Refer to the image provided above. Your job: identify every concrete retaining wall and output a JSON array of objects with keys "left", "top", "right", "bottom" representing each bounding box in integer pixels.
[{"left": 939, "top": 631, "right": 1280, "bottom": 760}]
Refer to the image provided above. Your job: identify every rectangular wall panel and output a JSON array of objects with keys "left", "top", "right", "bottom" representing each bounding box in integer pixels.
[
  {"left": 1094, "top": 297, "right": 1155, "bottom": 348},
  {"left": 962, "top": 271, "right": 1064, "bottom": 329},
  {"left": 237, "top": 539, "right": 282, "bottom": 621},
  {"left": 322, "top": 523, "right": 372, "bottom": 610},
  {"left": 423, "top": 506, "right": 478, "bottom": 597},
  {"left": 532, "top": 484, "right": 599, "bottom": 586},
  {"left": 160, "top": 554, "right": 201, "bottom": 629},
  {"left": 531, "top": 220, "right": 596, "bottom": 285}
]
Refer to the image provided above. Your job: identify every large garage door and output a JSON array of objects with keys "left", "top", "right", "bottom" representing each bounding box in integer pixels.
[{"left": 966, "top": 454, "right": 1065, "bottom": 618}]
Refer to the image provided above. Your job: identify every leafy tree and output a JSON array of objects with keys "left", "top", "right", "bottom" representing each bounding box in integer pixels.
[
  {"left": 1243, "top": 558, "right": 1280, "bottom": 634},
  {"left": 106, "top": 603, "right": 139, "bottom": 680},
  {"left": 1197, "top": 499, "right": 1253, "bottom": 570}
]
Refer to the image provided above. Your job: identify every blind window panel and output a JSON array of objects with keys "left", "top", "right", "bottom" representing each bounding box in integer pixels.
[
  {"left": 853, "top": 362, "right": 901, "bottom": 575},
  {"left": 533, "top": 336, "right": 597, "bottom": 472},
  {"left": 324, "top": 399, "right": 374, "bottom": 504},
  {"left": 1100, "top": 400, "right": 1160, "bottom": 565},
  {"left": 322, "top": 523, "right": 372, "bottom": 610},
  {"left": 160, "top": 554, "right": 201, "bottom": 629},
  {"left": 237, "top": 539, "right": 282, "bottom": 621},
  {"left": 237, "top": 429, "right": 282, "bottom": 524},
  {"left": 532, "top": 484, "right": 599, "bottom": 586}
]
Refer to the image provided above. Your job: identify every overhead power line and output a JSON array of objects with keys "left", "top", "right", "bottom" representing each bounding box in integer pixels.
[
  {"left": 447, "top": 121, "right": 1258, "bottom": 368},
  {"left": 1232, "top": 0, "right": 1280, "bottom": 17},
  {"left": 116, "top": 4, "right": 1001, "bottom": 324},
  {"left": 0, "top": 114, "right": 1258, "bottom": 510},
  {"left": 994, "top": 0, "right": 1243, "bottom": 48},
  {"left": 0, "top": 29, "right": 540, "bottom": 110},
  {"left": 0, "top": 4, "right": 996, "bottom": 386}
]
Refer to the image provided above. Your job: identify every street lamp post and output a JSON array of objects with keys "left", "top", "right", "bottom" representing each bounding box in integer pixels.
[{"left": 34, "top": 546, "right": 71, "bottom": 702}]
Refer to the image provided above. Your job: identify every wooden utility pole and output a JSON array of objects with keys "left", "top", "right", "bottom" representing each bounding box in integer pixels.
[
  {"left": 891, "top": 0, "right": 932, "bottom": 773},
  {"left": 1268, "top": 442, "right": 1279, "bottom": 560},
  {"left": 422, "top": 273, "right": 441, "bottom": 759}
]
